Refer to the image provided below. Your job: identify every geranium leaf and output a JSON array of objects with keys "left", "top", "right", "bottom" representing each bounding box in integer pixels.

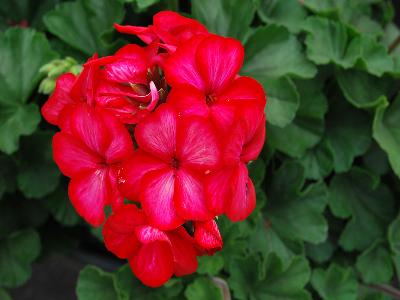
[
  {"left": 336, "top": 69, "right": 392, "bottom": 108},
  {"left": 373, "top": 95, "right": 400, "bottom": 178},
  {"left": 184, "top": 277, "right": 223, "bottom": 300},
  {"left": 76, "top": 266, "right": 118, "bottom": 300},
  {"left": 325, "top": 99, "right": 371, "bottom": 172},
  {"left": 268, "top": 78, "right": 327, "bottom": 157},
  {"left": 191, "top": 0, "right": 255, "bottom": 41},
  {"left": 256, "top": 0, "right": 308, "bottom": 33},
  {"left": 43, "top": 0, "right": 124, "bottom": 56},
  {"left": 41, "top": 186, "right": 80, "bottom": 227},
  {"left": 304, "top": 17, "right": 357, "bottom": 68},
  {"left": 311, "top": 264, "right": 358, "bottom": 300},
  {"left": 17, "top": 131, "right": 60, "bottom": 199},
  {"left": 328, "top": 167, "right": 396, "bottom": 251},
  {"left": 0, "top": 229, "right": 41, "bottom": 288},
  {"left": 356, "top": 241, "right": 393, "bottom": 284},
  {"left": 242, "top": 25, "right": 316, "bottom": 79},
  {"left": 266, "top": 162, "right": 328, "bottom": 244},
  {"left": 228, "top": 254, "right": 311, "bottom": 300},
  {"left": 0, "top": 28, "right": 57, "bottom": 154},
  {"left": 260, "top": 76, "right": 299, "bottom": 127}
]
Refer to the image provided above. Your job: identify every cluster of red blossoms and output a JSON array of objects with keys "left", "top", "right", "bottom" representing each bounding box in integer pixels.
[{"left": 42, "top": 11, "right": 266, "bottom": 287}]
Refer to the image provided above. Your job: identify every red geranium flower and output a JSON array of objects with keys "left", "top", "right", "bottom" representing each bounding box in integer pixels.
[
  {"left": 193, "top": 219, "right": 223, "bottom": 254},
  {"left": 114, "top": 11, "right": 208, "bottom": 50},
  {"left": 52, "top": 104, "right": 134, "bottom": 226},
  {"left": 205, "top": 113, "right": 266, "bottom": 221},
  {"left": 119, "top": 104, "right": 220, "bottom": 230},
  {"left": 92, "top": 44, "right": 166, "bottom": 124},
  {"left": 103, "top": 204, "right": 198, "bottom": 287},
  {"left": 164, "top": 34, "right": 266, "bottom": 136}
]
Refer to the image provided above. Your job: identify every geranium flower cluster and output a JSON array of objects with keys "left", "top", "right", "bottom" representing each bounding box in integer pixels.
[{"left": 42, "top": 11, "right": 266, "bottom": 287}]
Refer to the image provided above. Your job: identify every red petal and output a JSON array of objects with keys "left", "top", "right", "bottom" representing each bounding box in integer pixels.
[
  {"left": 114, "top": 23, "right": 157, "bottom": 44},
  {"left": 130, "top": 241, "right": 174, "bottom": 287},
  {"left": 70, "top": 54, "right": 99, "bottom": 105},
  {"left": 52, "top": 132, "right": 102, "bottom": 177},
  {"left": 99, "top": 110, "right": 134, "bottom": 163},
  {"left": 241, "top": 114, "right": 266, "bottom": 162},
  {"left": 225, "top": 163, "right": 256, "bottom": 222},
  {"left": 168, "top": 228, "right": 198, "bottom": 276},
  {"left": 68, "top": 168, "right": 111, "bottom": 226},
  {"left": 196, "top": 35, "right": 244, "bottom": 94},
  {"left": 135, "top": 105, "right": 177, "bottom": 162},
  {"left": 204, "top": 168, "right": 234, "bottom": 215},
  {"left": 141, "top": 168, "right": 183, "bottom": 230},
  {"left": 176, "top": 117, "right": 220, "bottom": 171},
  {"left": 174, "top": 168, "right": 212, "bottom": 221},
  {"left": 153, "top": 11, "right": 208, "bottom": 46},
  {"left": 66, "top": 104, "right": 111, "bottom": 155},
  {"left": 119, "top": 150, "right": 167, "bottom": 201},
  {"left": 41, "top": 73, "right": 77, "bottom": 126},
  {"left": 218, "top": 77, "right": 266, "bottom": 108},
  {"left": 134, "top": 225, "right": 170, "bottom": 244},
  {"left": 209, "top": 102, "right": 237, "bottom": 135},
  {"left": 164, "top": 36, "right": 206, "bottom": 90},
  {"left": 194, "top": 220, "right": 223, "bottom": 254},
  {"left": 166, "top": 85, "right": 209, "bottom": 118},
  {"left": 102, "top": 204, "right": 145, "bottom": 258},
  {"left": 104, "top": 45, "right": 148, "bottom": 84}
]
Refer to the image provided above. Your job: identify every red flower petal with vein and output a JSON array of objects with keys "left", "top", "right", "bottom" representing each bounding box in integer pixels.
[
  {"left": 120, "top": 104, "right": 219, "bottom": 230},
  {"left": 103, "top": 204, "right": 199, "bottom": 287},
  {"left": 52, "top": 104, "right": 134, "bottom": 226},
  {"left": 41, "top": 73, "right": 78, "bottom": 126},
  {"left": 165, "top": 35, "right": 266, "bottom": 137},
  {"left": 194, "top": 220, "right": 223, "bottom": 254},
  {"left": 115, "top": 11, "right": 208, "bottom": 48}
]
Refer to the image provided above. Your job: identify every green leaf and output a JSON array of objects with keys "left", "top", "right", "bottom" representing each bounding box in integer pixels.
[
  {"left": 248, "top": 158, "right": 266, "bottom": 188},
  {"left": 184, "top": 277, "right": 223, "bottom": 300},
  {"left": 0, "top": 229, "right": 41, "bottom": 288},
  {"left": 328, "top": 168, "right": 395, "bottom": 251},
  {"left": 16, "top": 131, "right": 60, "bottom": 199},
  {"left": 336, "top": 69, "right": 392, "bottom": 108},
  {"left": 256, "top": 0, "right": 308, "bottom": 33},
  {"left": 373, "top": 95, "right": 400, "bottom": 178},
  {"left": 325, "top": 99, "right": 371, "bottom": 172},
  {"left": 268, "top": 78, "right": 327, "bottom": 157},
  {"left": 191, "top": 0, "right": 254, "bottom": 41},
  {"left": 356, "top": 241, "right": 393, "bottom": 284},
  {"left": 76, "top": 265, "right": 118, "bottom": 300},
  {"left": 306, "top": 239, "right": 336, "bottom": 264},
  {"left": 302, "top": 0, "right": 346, "bottom": 14},
  {"left": 44, "top": 0, "right": 124, "bottom": 56},
  {"left": 266, "top": 162, "right": 328, "bottom": 244},
  {"left": 242, "top": 25, "right": 316, "bottom": 79},
  {"left": 311, "top": 264, "right": 358, "bottom": 300},
  {"left": 362, "top": 142, "right": 390, "bottom": 176},
  {"left": 304, "top": 17, "right": 357, "bottom": 68},
  {"left": 41, "top": 186, "right": 80, "bottom": 226},
  {"left": 197, "top": 255, "right": 224, "bottom": 275},
  {"left": 347, "top": 36, "right": 394, "bottom": 76},
  {"left": 389, "top": 215, "right": 400, "bottom": 285},
  {"left": 0, "top": 288, "right": 11, "bottom": 300},
  {"left": 229, "top": 254, "right": 311, "bottom": 300},
  {"left": 299, "top": 140, "right": 334, "bottom": 180},
  {"left": 114, "top": 264, "right": 183, "bottom": 300},
  {"left": 0, "top": 28, "right": 57, "bottom": 154},
  {"left": 260, "top": 76, "right": 299, "bottom": 127}
]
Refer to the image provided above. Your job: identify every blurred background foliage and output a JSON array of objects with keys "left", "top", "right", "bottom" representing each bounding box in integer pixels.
[{"left": 0, "top": 0, "right": 400, "bottom": 299}]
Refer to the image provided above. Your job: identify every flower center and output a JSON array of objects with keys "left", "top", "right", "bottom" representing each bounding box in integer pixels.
[
  {"left": 171, "top": 156, "right": 180, "bottom": 169},
  {"left": 206, "top": 94, "right": 216, "bottom": 106}
]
